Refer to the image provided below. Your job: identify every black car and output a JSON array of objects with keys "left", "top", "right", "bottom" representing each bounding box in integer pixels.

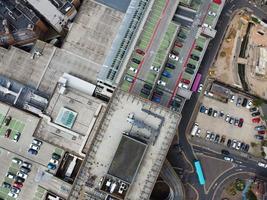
[
  {"left": 252, "top": 111, "right": 260, "bottom": 117},
  {"left": 15, "top": 177, "right": 25, "bottom": 183},
  {"left": 166, "top": 63, "right": 175, "bottom": 69},
  {"left": 240, "top": 142, "right": 246, "bottom": 151},
  {"left": 132, "top": 58, "right": 140, "bottom": 64},
  {"left": 249, "top": 107, "right": 257, "bottom": 112},
  {"left": 4, "top": 116, "right": 11, "bottom": 126},
  {"left": 20, "top": 166, "right": 31, "bottom": 174},
  {"left": 241, "top": 98, "right": 248, "bottom": 107},
  {"left": 187, "top": 63, "right": 196, "bottom": 69},
  {"left": 52, "top": 153, "right": 61, "bottom": 160},
  {"left": 143, "top": 84, "right": 152, "bottom": 90},
  {"left": 190, "top": 54, "right": 199, "bottom": 61},
  {"left": 244, "top": 144, "right": 250, "bottom": 152},
  {"left": 185, "top": 68, "right": 194, "bottom": 75},
  {"left": 227, "top": 139, "right": 232, "bottom": 147},
  {"left": 214, "top": 134, "right": 220, "bottom": 143},
  {"left": 1, "top": 182, "right": 11, "bottom": 189},
  {"left": 195, "top": 45, "right": 203, "bottom": 51},
  {"left": 221, "top": 149, "right": 230, "bottom": 155},
  {"left": 207, "top": 108, "right": 213, "bottom": 116},
  {"left": 141, "top": 88, "right": 150, "bottom": 96}
]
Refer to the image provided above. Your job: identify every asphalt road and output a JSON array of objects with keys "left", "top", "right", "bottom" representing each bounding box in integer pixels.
[{"left": 167, "top": 0, "right": 267, "bottom": 199}]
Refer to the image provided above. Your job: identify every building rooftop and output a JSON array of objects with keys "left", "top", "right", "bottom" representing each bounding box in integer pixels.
[
  {"left": 108, "top": 135, "right": 147, "bottom": 184},
  {"left": 69, "top": 90, "right": 180, "bottom": 200}
]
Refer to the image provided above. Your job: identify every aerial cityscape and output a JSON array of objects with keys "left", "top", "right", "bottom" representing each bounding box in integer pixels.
[{"left": 0, "top": 0, "right": 267, "bottom": 200}]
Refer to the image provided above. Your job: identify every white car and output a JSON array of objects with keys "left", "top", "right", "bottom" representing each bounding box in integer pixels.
[
  {"left": 6, "top": 172, "right": 15, "bottom": 179},
  {"left": 8, "top": 192, "right": 18, "bottom": 199},
  {"left": 169, "top": 53, "right": 179, "bottom": 61},
  {"left": 150, "top": 65, "right": 159, "bottom": 72},
  {"left": 230, "top": 95, "right": 235, "bottom": 103},
  {"left": 198, "top": 84, "right": 203, "bottom": 93},
  {"left": 129, "top": 67, "right": 137, "bottom": 73},
  {"left": 17, "top": 172, "right": 28, "bottom": 179},
  {"left": 196, "top": 128, "right": 201, "bottom": 137},
  {"left": 12, "top": 158, "right": 23, "bottom": 165},
  {"left": 49, "top": 158, "right": 59, "bottom": 165},
  {"left": 202, "top": 23, "right": 212, "bottom": 29},
  {"left": 225, "top": 115, "right": 230, "bottom": 122},
  {"left": 157, "top": 80, "right": 166, "bottom": 86},
  {"left": 178, "top": 83, "right": 189, "bottom": 89},
  {"left": 224, "top": 157, "right": 233, "bottom": 162},
  {"left": 246, "top": 100, "right": 253, "bottom": 109},
  {"left": 258, "top": 162, "right": 267, "bottom": 168},
  {"left": 208, "top": 11, "right": 216, "bottom": 17},
  {"left": 32, "top": 139, "right": 42, "bottom": 146},
  {"left": 30, "top": 144, "right": 40, "bottom": 151}
]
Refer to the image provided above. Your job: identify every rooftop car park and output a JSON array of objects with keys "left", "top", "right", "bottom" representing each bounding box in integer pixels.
[
  {"left": 120, "top": 0, "right": 225, "bottom": 113},
  {"left": 191, "top": 82, "right": 267, "bottom": 157}
]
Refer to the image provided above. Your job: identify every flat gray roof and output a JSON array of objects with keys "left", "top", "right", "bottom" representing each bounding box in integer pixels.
[
  {"left": 108, "top": 135, "right": 147, "bottom": 183},
  {"left": 95, "top": 0, "right": 131, "bottom": 13}
]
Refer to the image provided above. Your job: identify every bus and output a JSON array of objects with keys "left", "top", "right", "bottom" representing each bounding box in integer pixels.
[
  {"left": 191, "top": 73, "right": 202, "bottom": 92},
  {"left": 190, "top": 123, "right": 199, "bottom": 136},
  {"left": 194, "top": 160, "right": 206, "bottom": 185}
]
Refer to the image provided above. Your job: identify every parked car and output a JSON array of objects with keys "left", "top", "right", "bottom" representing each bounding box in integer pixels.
[
  {"left": 2, "top": 182, "right": 11, "bottom": 189},
  {"left": 143, "top": 84, "right": 152, "bottom": 90},
  {"left": 136, "top": 49, "right": 145, "bottom": 55},
  {"left": 206, "top": 131, "right": 211, "bottom": 140},
  {"left": 210, "top": 133, "right": 216, "bottom": 141},
  {"left": 185, "top": 68, "right": 194, "bottom": 75},
  {"left": 241, "top": 98, "right": 248, "bottom": 107},
  {"left": 129, "top": 67, "right": 137, "bottom": 73},
  {"left": 230, "top": 95, "right": 235, "bottom": 103},
  {"left": 246, "top": 100, "right": 253, "bottom": 109},
  {"left": 154, "top": 90, "right": 163, "bottom": 96},
  {"left": 212, "top": 110, "right": 218, "bottom": 117},
  {"left": 229, "top": 117, "right": 234, "bottom": 124},
  {"left": 47, "top": 163, "right": 57, "bottom": 170},
  {"left": 171, "top": 50, "right": 179, "bottom": 56},
  {"left": 13, "top": 132, "right": 21, "bottom": 142},
  {"left": 32, "top": 139, "right": 42, "bottom": 146},
  {"left": 30, "top": 144, "right": 40, "bottom": 151},
  {"left": 232, "top": 140, "right": 237, "bottom": 149},
  {"left": 175, "top": 41, "right": 183, "bottom": 47},
  {"left": 208, "top": 11, "right": 216, "bottom": 16},
  {"left": 220, "top": 135, "right": 226, "bottom": 144},
  {"left": 187, "top": 63, "right": 196, "bottom": 69},
  {"left": 132, "top": 58, "right": 140, "bottom": 64},
  {"left": 258, "top": 130, "right": 265, "bottom": 134},
  {"left": 162, "top": 70, "right": 171, "bottom": 78},
  {"left": 255, "top": 135, "right": 264, "bottom": 140},
  {"left": 5, "top": 129, "right": 11, "bottom": 138},
  {"left": 152, "top": 96, "right": 161, "bottom": 103},
  {"left": 236, "top": 97, "right": 242, "bottom": 106},
  {"left": 227, "top": 139, "right": 232, "bottom": 147},
  {"left": 190, "top": 54, "right": 199, "bottom": 61},
  {"left": 219, "top": 111, "right": 224, "bottom": 118},
  {"left": 169, "top": 54, "right": 179, "bottom": 61},
  {"left": 7, "top": 192, "right": 17, "bottom": 199},
  {"left": 208, "top": 108, "right": 213, "bottom": 116},
  {"left": 124, "top": 76, "right": 133, "bottom": 83},
  {"left": 234, "top": 118, "right": 239, "bottom": 126},
  {"left": 10, "top": 187, "right": 21, "bottom": 194},
  {"left": 14, "top": 177, "right": 25, "bottom": 183},
  {"left": 249, "top": 107, "right": 258, "bottom": 112},
  {"left": 150, "top": 65, "right": 159, "bottom": 72},
  {"left": 255, "top": 125, "right": 266, "bottom": 131},
  {"left": 252, "top": 111, "right": 260, "bottom": 117},
  {"left": 4, "top": 116, "right": 12, "bottom": 126},
  {"left": 20, "top": 166, "right": 31, "bottom": 174},
  {"left": 13, "top": 182, "right": 23, "bottom": 189},
  {"left": 157, "top": 80, "right": 166, "bottom": 86},
  {"left": 225, "top": 115, "right": 230, "bottom": 122},
  {"left": 17, "top": 172, "right": 27, "bottom": 179},
  {"left": 6, "top": 172, "right": 15, "bottom": 179},
  {"left": 166, "top": 63, "right": 175, "bottom": 69},
  {"left": 244, "top": 144, "right": 250, "bottom": 152},
  {"left": 22, "top": 162, "right": 32, "bottom": 169},
  {"left": 28, "top": 148, "right": 38, "bottom": 155},
  {"left": 195, "top": 46, "right": 203, "bottom": 51},
  {"left": 141, "top": 88, "right": 150, "bottom": 96},
  {"left": 238, "top": 118, "right": 244, "bottom": 127},
  {"left": 181, "top": 78, "right": 190, "bottom": 84},
  {"left": 214, "top": 134, "right": 220, "bottom": 143},
  {"left": 198, "top": 84, "right": 203, "bottom": 93},
  {"left": 224, "top": 157, "right": 233, "bottom": 162},
  {"left": 252, "top": 117, "right": 261, "bottom": 123},
  {"left": 221, "top": 149, "right": 230, "bottom": 155},
  {"left": 12, "top": 158, "right": 23, "bottom": 165},
  {"left": 258, "top": 162, "right": 267, "bottom": 168},
  {"left": 52, "top": 153, "right": 61, "bottom": 160},
  {"left": 199, "top": 106, "right": 206, "bottom": 113}
]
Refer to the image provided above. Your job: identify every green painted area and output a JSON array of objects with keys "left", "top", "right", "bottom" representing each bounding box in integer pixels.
[
  {"left": 210, "top": 3, "right": 220, "bottom": 11},
  {"left": 188, "top": 58, "right": 198, "bottom": 66},
  {"left": 204, "top": 15, "right": 215, "bottom": 25},
  {"left": 192, "top": 49, "right": 201, "bottom": 56},
  {"left": 121, "top": 81, "right": 131, "bottom": 91},
  {"left": 54, "top": 148, "right": 63, "bottom": 156},
  {"left": 147, "top": 73, "right": 157, "bottom": 84}
]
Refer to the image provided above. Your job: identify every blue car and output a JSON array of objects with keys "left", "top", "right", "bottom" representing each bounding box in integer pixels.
[
  {"left": 28, "top": 149, "right": 38, "bottom": 155},
  {"left": 47, "top": 163, "right": 57, "bottom": 170},
  {"left": 152, "top": 96, "right": 161, "bottom": 103},
  {"left": 166, "top": 63, "right": 175, "bottom": 69},
  {"left": 199, "top": 105, "right": 206, "bottom": 113},
  {"left": 162, "top": 70, "right": 171, "bottom": 78}
]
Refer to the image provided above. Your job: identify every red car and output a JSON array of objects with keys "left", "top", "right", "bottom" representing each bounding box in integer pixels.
[
  {"left": 181, "top": 79, "right": 190, "bottom": 84},
  {"left": 5, "top": 129, "right": 11, "bottom": 138},
  {"left": 13, "top": 182, "right": 23, "bottom": 189},
  {"left": 252, "top": 117, "right": 260, "bottom": 123},
  {"left": 238, "top": 118, "right": 244, "bottom": 128},
  {"left": 175, "top": 42, "right": 183, "bottom": 48},
  {"left": 135, "top": 49, "right": 145, "bottom": 56},
  {"left": 258, "top": 130, "right": 265, "bottom": 134}
]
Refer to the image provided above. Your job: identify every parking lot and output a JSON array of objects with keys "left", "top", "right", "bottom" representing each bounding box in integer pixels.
[{"left": 193, "top": 91, "right": 266, "bottom": 155}]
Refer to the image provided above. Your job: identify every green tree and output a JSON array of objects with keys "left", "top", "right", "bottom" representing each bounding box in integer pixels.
[
  {"left": 262, "top": 140, "right": 267, "bottom": 147},
  {"left": 246, "top": 190, "right": 257, "bottom": 200},
  {"left": 252, "top": 99, "right": 264, "bottom": 107},
  {"left": 251, "top": 142, "right": 257, "bottom": 148},
  {"left": 261, "top": 151, "right": 266, "bottom": 158},
  {"left": 261, "top": 115, "right": 267, "bottom": 121}
]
